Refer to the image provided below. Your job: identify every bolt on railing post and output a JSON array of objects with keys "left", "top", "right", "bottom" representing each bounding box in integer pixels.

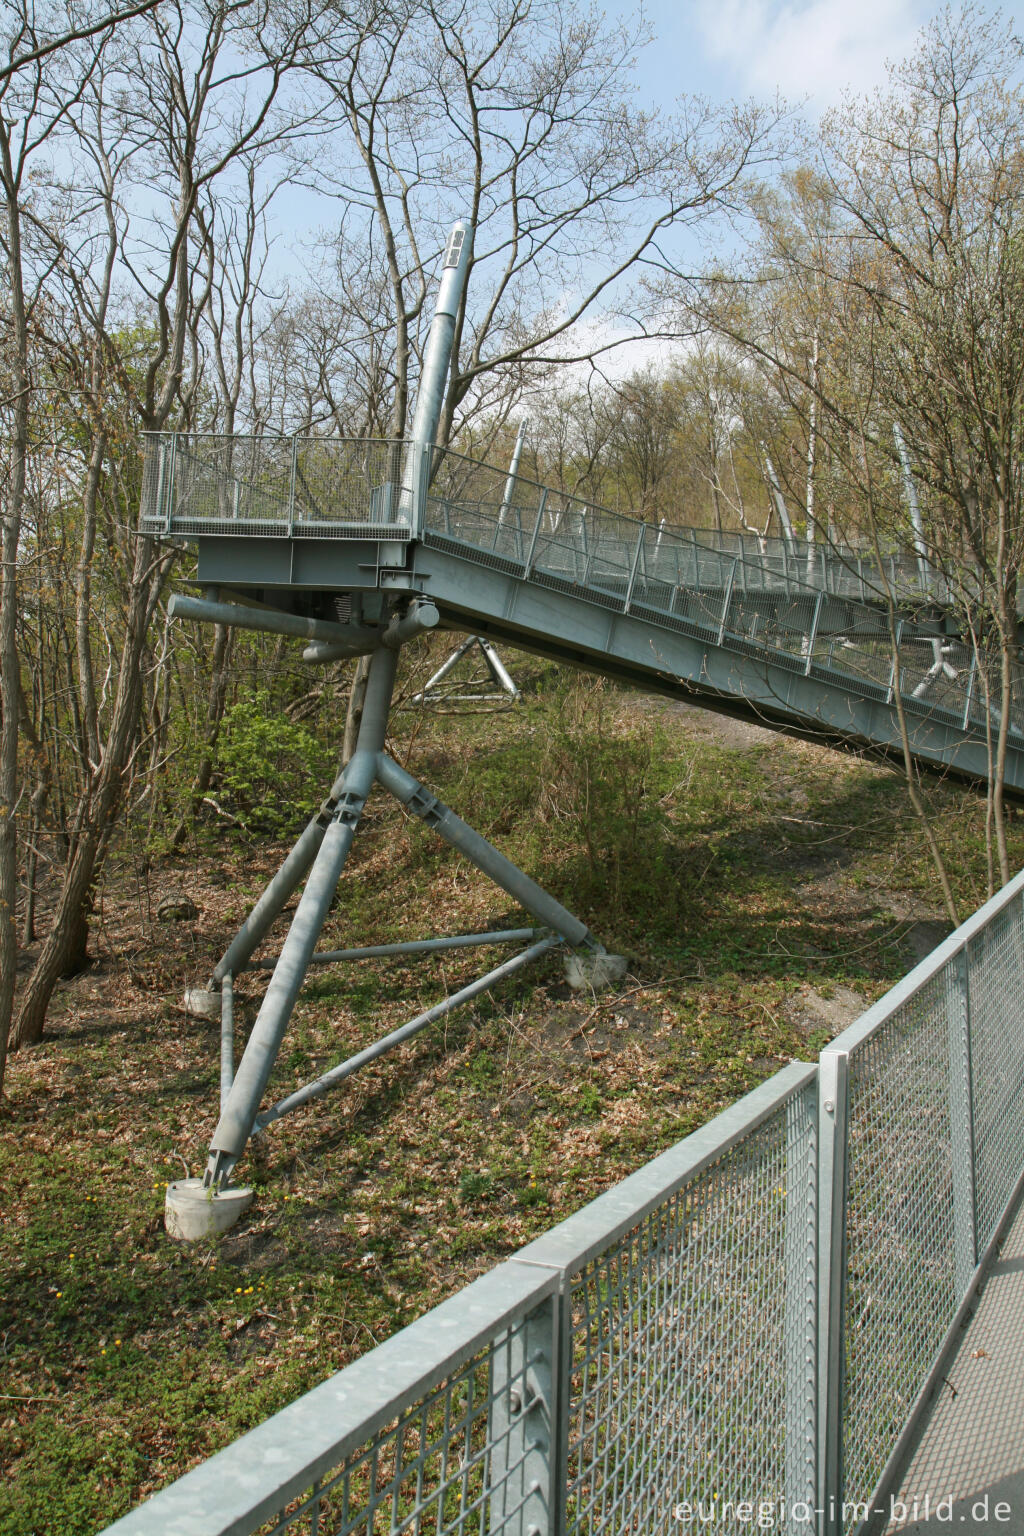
[
  {"left": 817, "top": 1048, "right": 850, "bottom": 1536},
  {"left": 488, "top": 1293, "right": 560, "bottom": 1536}
]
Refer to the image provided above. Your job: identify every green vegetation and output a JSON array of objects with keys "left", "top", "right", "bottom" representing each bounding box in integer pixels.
[{"left": 2, "top": 665, "right": 1020, "bottom": 1535}]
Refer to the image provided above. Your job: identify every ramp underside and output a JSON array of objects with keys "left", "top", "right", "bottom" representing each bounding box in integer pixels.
[{"left": 189, "top": 531, "right": 1024, "bottom": 794}]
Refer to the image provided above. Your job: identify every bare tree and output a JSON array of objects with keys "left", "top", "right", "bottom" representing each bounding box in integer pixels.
[{"left": 11, "top": 0, "right": 330, "bottom": 1047}]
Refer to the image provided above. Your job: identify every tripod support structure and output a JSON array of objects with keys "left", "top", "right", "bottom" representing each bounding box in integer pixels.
[
  {"left": 412, "top": 634, "right": 520, "bottom": 708},
  {"left": 187, "top": 642, "right": 621, "bottom": 1207}
]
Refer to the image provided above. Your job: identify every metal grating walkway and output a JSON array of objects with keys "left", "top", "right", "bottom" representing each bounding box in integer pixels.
[{"left": 884, "top": 1188, "right": 1024, "bottom": 1532}]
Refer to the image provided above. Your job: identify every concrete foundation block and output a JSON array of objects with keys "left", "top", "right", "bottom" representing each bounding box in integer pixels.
[
  {"left": 564, "top": 950, "right": 628, "bottom": 991},
  {"left": 183, "top": 987, "right": 221, "bottom": 1019},
  {"left": 165, "top": 1177, "right": 253, "bottom": 1240}
]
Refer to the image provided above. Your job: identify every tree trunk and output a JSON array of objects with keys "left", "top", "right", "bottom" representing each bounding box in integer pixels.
[
  {"left": 343, "top": 653, "right": 372, "bottom": 764},
  {"left": 0, "top": 119, "right": 30, "bottom": 1099},
  {"left": 13, "top": 537, "right": 169, "bottom": 1047},
  {"left": 171, "top": 620, "right": 232, "bottom": 846}
]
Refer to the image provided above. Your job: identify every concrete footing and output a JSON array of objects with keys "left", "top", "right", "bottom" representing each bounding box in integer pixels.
[
  {"left": 564, "top": 951, "right": 628, "bottom": 991},
  {"left": 183, "top": 987, "right": 221, "bottom": 1019},
  {"left": 164, "top": 1177, "right": 253, "bottom": 1240}
]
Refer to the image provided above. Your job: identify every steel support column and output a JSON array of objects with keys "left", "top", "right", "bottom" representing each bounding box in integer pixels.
[{"left": 204, "top": 647, "right": 398, "bottom": 1186}]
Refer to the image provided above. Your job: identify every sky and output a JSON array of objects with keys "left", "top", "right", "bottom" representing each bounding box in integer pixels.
[
  {"left": 605, "top": 0, "right": 1023, "bottom": 114},
  {"left": 264, "top": 0, "right": 1024, "bottom": 384}
]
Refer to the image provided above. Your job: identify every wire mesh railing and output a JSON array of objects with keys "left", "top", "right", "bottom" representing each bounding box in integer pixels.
[
  {"left": 139, "top": 431, "right": 1024, "bottom": 749},
  {"left": 140, "top": 434, "right": 411, "bottom": 540},
  {"left": 421, "top": 446, "right": 1024, "bottom": 745},
  {"left": 103, "top": 867, "right": 1024, "bottom": 1536},
  {"left": 819, "top": 866, "right": 1024, "bottom": 1532}
]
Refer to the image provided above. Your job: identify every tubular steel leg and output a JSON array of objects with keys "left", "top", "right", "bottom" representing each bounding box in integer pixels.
[
  {"left": 244, "top": 927, "right": 544, "bottom": 971},
  {"left": 220, "top": 973, "right": 235, "bottom": 1113},
  {"left": 204, "top": 648, "right": 398, "bottom": 1187},
  {"left": 478, "top": 638, "right": 519, "bottom": 699},
  {"left": 375, "top": 753, "right": 598, "bottom": 950},
  {"left": 212, "top": 757, "right": 357, "bottom": 986},
  {"left": 412, "top": 636, "right": 478, "bottom": 702}
]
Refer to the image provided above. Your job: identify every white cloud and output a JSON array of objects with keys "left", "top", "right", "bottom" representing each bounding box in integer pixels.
[{"left": 692, "top": 0, "right": 929, "bottom": 107}]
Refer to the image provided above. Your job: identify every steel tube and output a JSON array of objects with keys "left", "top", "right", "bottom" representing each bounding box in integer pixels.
[
  {"left": 375, "top": 753, "right": 595, "bottom": 950},
  {"left": 399, "top": 219, "right": 474, "bottom": 530},
  {"left": 212, "top": 753, "right": 357, "bottom": 985},
  {"left": 169, "top": 593, "right": 376, "bottom": 648},
  {"left": 220, "top": 973, "right": 235, "bottom": 1113},
  {"left": 255, "top": 936, "right": 559, "bottom": 1129},
  {"left": 302, "top": 600, "right": 439, "bottom": 665},
  {"left": 205, "top": 648, "right": 399, "bottom": 1180},
  {"left": 498, "top": 418, "right": 528, "bottom": 527},
  {"left": 243, "top": 927, "right": 543, "bottom": 970},
  {"left": 412, "top": 636, "right": 478, "bottom": 701},
  {"left": 478, "top": 639, "right": 519, "bottom": 699}
]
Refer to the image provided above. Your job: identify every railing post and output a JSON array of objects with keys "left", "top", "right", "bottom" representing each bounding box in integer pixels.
[
  {"left": 288, "top": 435, "right": 298, "bottom": 535},
  {"left": 817, "top": 1047, "right": 850, "bottom": 1536},
  {"left": 805, "top": 590, "right": 824, "bottom": 675},
  {"left": 523, "top": 492, "right": 546, "bottom": 579},
  {"left": 717, "top": 558, "right": 737, "bottom": 644},
  {"left": 624, "top": 524, "right": 645, "bottom": 612},
  {"left": 163, "top": 433, "right": 177, "bottom": 535},
  {"left": 949, "top": 948, "right": 978, "bottom": 1286},
  {"left": 784, "top": 1080, "right": 819, "bottom": 1522},
  {"left": 489, "top": 1293, "right": 560, "bottom": 1536}
]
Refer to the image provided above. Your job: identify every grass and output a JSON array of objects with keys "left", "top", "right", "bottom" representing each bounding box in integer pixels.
[{"left": 2, "top": 661, "right": 1022, "bottom": 1534}]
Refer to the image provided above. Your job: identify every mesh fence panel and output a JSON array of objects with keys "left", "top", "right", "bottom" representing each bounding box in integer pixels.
[
  {"left": 564, "top": 1081, "right": 818, "bottom": 1536},
  {"left": 240, "top": 1303, "right": 551, "bottom": 1536},
  {"left": 968, "top": 894, "right": 1024, "bottom": 1251},
  {"left": 840, "top": 969, "right": 963, "bottom": 1528}
]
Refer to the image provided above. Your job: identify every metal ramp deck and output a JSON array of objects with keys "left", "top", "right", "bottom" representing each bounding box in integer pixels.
[{"left": 142, "top": 431, "right": 1024, "bottom": 792}]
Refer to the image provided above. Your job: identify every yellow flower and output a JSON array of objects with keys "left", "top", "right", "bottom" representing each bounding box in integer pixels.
[
  {"left": 100, "top": 1348, "right": 106, "bottom": 1356},
  {"left": 55, "top": 1291, "right": 62, "bottom": 1299}
]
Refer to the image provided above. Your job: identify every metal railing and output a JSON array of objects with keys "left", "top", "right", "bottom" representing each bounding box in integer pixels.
[
  {"left": 138, "top": 432, "right": 1024, "bottom": 748},
  {"left": 104, "top": 870, "right": 1024, "bottom": 1536}
]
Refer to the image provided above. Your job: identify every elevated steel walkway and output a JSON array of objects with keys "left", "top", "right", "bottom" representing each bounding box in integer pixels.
[
  {"left": 141, "top": 431, "right": 1024, "bottom": 792},
  {"left": 145, "top": 217, "right": 1024, "bottom": 1213}
]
